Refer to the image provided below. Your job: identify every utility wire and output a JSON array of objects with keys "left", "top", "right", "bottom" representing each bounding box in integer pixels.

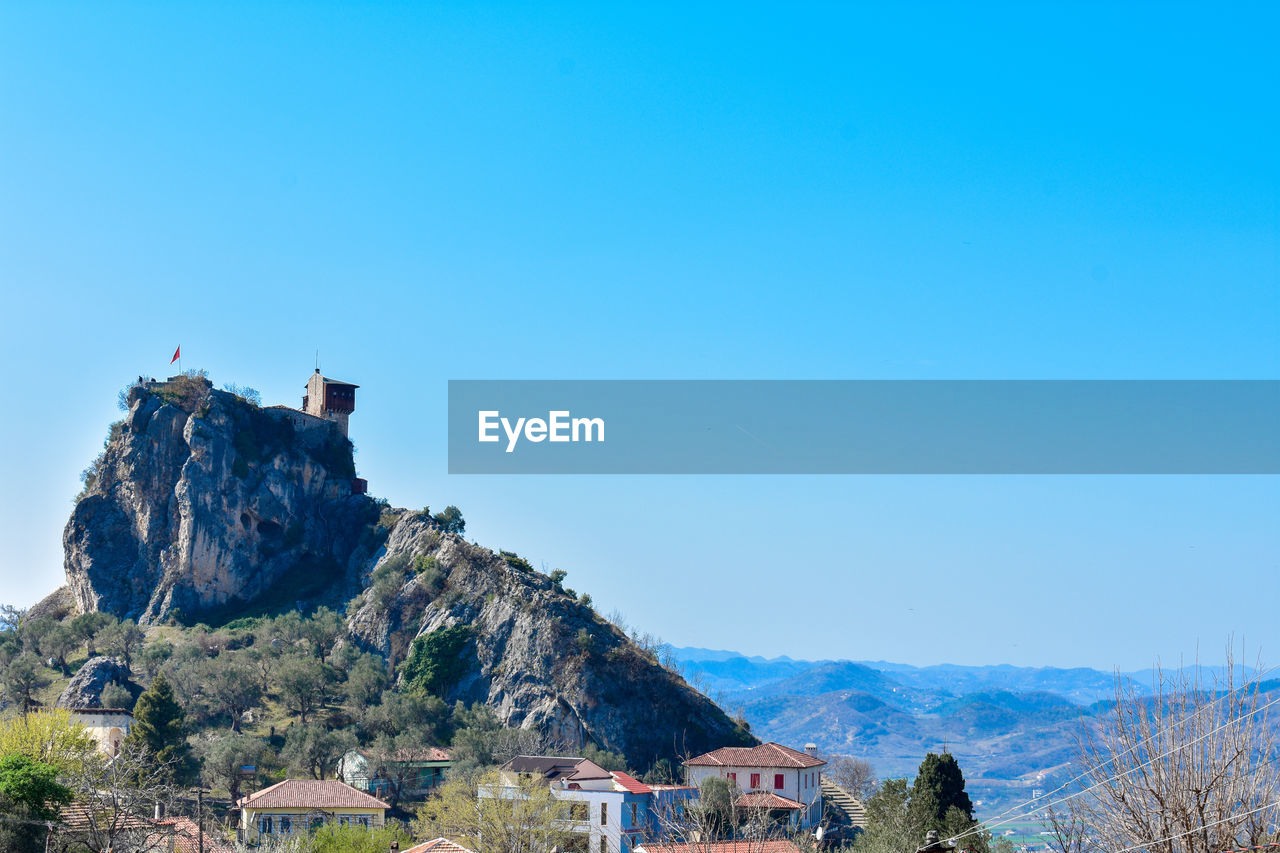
[
  {"left": 945, "top": 674, "right": 1280, "bottom": 846},
  {"left": 1104, "top": 797, "right": 1280, "bottom": 853},
  {"left": 967, "top": 664, "right": 1280, "bottom": 834}
]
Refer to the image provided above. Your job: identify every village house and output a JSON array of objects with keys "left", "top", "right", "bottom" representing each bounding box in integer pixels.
[
  {"left": 235, "top": 779, "right": 389, "bottom": 846},
  {"left": 336, "top": 746, "right": 453, "bottom": 800},
  {"left": 682, "top": 742, "right": 826, "bottom": 831},
  {"left": 635, "top": 842, "right": 804, "bottom": 853},
  {"left": 401, "top": 840, "right": 478, "bottom": 853},
  {"left": 487, "top": 755, "right": 698, "bottom": 853},
  {"left": 67, "top": 706, "right": 132, "bottom": 756}
]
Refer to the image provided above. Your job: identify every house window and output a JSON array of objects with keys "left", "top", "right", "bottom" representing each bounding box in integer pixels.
[
  {"left": 599, "top": 837, "right": 607, "bottom": 853},
  {"left": 774, "top": 774, "right": 785, "bottom": 790},
  {"left": 727, "top": 772, "right": 737, "bottom": 786},
  {"left": 279, "top": 816, "right": 292, "bottom": 834},
  {"left": 570, "top": 802, "right": 589, "bottom": 821},
  {"left": 601, "top": 802, "right": 608, "bottom": 826},
  {"left": 259, "top": 816, "right": 273, "bottom": 834},
  {"left": 630, "top": 802, "right": 638, "bottom": 826},
  {"left": 750, "top": 773, "right": 760, "bottom": 789}
]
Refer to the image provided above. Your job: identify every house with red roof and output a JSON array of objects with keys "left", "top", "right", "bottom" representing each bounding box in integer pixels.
[
  {"left": 402, "top": 839, "right": 478, "bottom": 853},
  {"left": 234, "top": 779, "right": 390, "bottom": 845},
  {"left": 488, "top": 755, "right": 697, "bottom": 853},
  {"left": 683, "top": 742, "right": 826, "bottom": 831}
]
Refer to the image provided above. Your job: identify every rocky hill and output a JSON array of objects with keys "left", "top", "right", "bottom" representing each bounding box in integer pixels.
[
  {"left": 52, "top": 374, "right": 753, "bottom": 768},
  {"left": 64, "top": 374, "right": 375, "bottom": 623}
]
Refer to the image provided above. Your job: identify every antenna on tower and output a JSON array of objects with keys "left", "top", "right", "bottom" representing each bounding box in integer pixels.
[{"left": 315, "top": 349, "right": 320, "bottom": 373}]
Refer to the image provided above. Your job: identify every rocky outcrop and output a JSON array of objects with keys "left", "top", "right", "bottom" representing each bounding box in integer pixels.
[
  {"left": 27, "top": 586, "right": 76, "bottom": 621},
  {"left": 62, "top": 374, "right": 754, "bottom": 769},
  {"left": 56, "top": 656, "right": 140, "bottom": 709},
  {"left": 348, "top": 513, "right": 756, "bottom": 769},
  {"left": 64, "top": 376, "right": 378, "bottom": 624}
]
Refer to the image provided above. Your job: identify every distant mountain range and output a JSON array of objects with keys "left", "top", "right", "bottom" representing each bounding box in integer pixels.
[{"left": 668, "top": 647, "right": 1208, "bottom": 815}]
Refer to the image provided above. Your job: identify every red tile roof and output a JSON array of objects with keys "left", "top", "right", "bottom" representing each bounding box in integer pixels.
[
  {"left": 683, "top": 742, "right": 826, "bottom": 769},
  {"left": 611, "top": 771, "right": 653, "bottom": 794},
  {"left": 236, "top": 779, "right": 390, "bottom": 810},
  {"left": 155, "top": 816, "right": 235, "bottom": 853},
  {"left": 404, "top": 839, "right": 477, "bottom": 853},
  {"left": 735, "top": 791, "right": 804, "bottom": 810},
  {"left": 637, "top": 841, "right": 803, "bottom": 853}
]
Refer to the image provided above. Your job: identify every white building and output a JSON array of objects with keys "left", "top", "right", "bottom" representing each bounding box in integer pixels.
[
  {"left": 682, "top": 742, "right": 826, "bottom": 831},
  {"left": 489, "top": 755, "right": 697, "bottom": 853},
  {"left": 68, "top": 707, "right": 132, "bottom": 756}
]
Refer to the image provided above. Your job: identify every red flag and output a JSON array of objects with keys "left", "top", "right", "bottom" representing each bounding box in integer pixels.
[{"left": 170, "top": 346, "right": 181, "bottom": 365}]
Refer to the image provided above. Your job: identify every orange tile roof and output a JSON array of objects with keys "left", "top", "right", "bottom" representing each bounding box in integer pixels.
[
  {"left": 236, "top": 779, "right": 390, "bottom": 810},
  {"left": 735, "top": 791, "right": 804, "bottom": 810},
  {"left": 404, "top": 839, "right": 477, "bottom": 853},
  {"left": 154, "top": 816, "right": 235, "bottom": 853},
  {"left": 612, "top": 771, "right": 653, "bottom": 794},
  {"left": 683, "top": 742, "right": 826, "bottom": 769}
]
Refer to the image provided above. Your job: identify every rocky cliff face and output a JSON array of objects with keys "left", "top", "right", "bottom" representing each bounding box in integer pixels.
[
  {"left": 65, "top": 376, "right": 376, "bottom": 624},
  {"left": 62, "top": 374, "right": 755, "bottom": 767},
  {"left": 347, "top": 512, "right": 756, "bottom": 769}
]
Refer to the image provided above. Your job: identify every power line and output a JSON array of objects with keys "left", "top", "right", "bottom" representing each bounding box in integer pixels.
[
  {"left": 1105, "top": 797, "right": 1280, "bottom": 853},
  {"left": 970, "top": 664, "right": 1280, "bottom": 835},
  {"left": 945, "top": 672, "right": 1280, "bottom": 846}
]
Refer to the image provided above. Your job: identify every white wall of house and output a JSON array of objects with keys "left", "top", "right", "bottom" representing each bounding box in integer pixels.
[
  {"left": 484, "top": 780, "right": 651, "bottom": 853},
  {"left": 685, "top": 765, "right": 823, "bottom": 828}
]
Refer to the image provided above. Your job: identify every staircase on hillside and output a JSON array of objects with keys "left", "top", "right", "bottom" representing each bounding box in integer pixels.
[{"left": 822, "top": 777, "right": 867, "bottom": 830}]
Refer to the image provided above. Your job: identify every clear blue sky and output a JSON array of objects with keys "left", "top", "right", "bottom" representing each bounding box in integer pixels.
[{"left": 1, "top": 3, "right": 1276, "bottom": 670}]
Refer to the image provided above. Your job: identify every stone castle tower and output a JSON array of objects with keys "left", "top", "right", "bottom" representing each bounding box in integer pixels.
[{"left": 302, "top": 369, "right": 358, "bottom": 437}]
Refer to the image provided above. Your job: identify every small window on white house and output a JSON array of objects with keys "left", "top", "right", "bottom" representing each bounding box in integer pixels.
[{"left": 260, "top": 816, "right": 273, "bottom": 834}]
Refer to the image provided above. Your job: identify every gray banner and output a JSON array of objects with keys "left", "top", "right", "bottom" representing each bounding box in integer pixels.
[{"left": 447, "top": 380, "right": 1280, "bottom": 474}]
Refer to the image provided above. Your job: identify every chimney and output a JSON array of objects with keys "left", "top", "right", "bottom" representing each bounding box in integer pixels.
[
  {"left": 804, "top": 743, "right": 819, "bottom": 757},
  {"left": 154, "top": 802, "right": 165, "bottom": 820}
]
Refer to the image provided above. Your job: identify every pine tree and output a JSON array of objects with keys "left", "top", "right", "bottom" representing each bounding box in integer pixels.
[{"left": 125, "top": 673, "right": 196, "bottom": 784}]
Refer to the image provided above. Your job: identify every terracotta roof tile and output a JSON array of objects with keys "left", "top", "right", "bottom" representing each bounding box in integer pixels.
[
  {"left": 735, "top": 791, "right": 804, "bottom": 810},
  {"left": 236, "top": 779, "right": 390, "bottom": 810},
  {"left": 611, "top": 771, "right": 653, "bottom": 794},
  {"left": 404, "top": 839, "right": 477, "bottom": 853},
  {"left": 683, "top": 742, "right": 826, "bottom": 769}
]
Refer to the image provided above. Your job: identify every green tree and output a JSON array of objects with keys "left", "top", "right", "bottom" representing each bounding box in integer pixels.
[
  {"left": 344, "top": 652, "right": 389, "bottom": 709},
  {"left": 911, "top": 752, "right": 974, "bottom": 825},
  {"left": 195, "top": 652, "right": 262, "bottom": 731},
  {"left": 69, "top": 612, "right": 114, "bottom": 658},
  {"left": 198, "top": 732, "right": 265, "bottom": 802},
  {"left": 2, "top": 653, "right": 49, "bottom": 715},
  {"left": 281, "top": 722, "right": 356, "bottom": 780},
  {"left": 0, "top": 753, "right": 73, "bottom": 819},
  {"left": 124, "top": 674, "right": 196, "bottom": 783},
  {"left": 99, "top": 619, "right": 145, "bottom": 670},
  {"left": 277, "top": 653, "right": 334, "bottom": 724},
  {"left": 433, "top": 505, "right": 465, "bottom": 535},
  {"left": 413, "top": 770, "right": 574, "bottom": 853},
  {"left": 37, "top": 622, "right": 77, "bottom": 676},
  {"left": 401, "top": 626, "right": 472, "bottom": 696},
  {"left": 854, "top": 778, "right": 925, "bottom": 853},
  {"left": 0, "top": 754, "right": 73, "bottom": 853},
  {"left": 306, "top": 821, "right": 416, "bottom": 853}
]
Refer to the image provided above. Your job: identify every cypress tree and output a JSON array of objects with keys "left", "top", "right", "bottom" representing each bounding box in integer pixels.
[
  {"left": 910, "top": 752, "right": 974, "bottom": 825},
  {"left": 125, "top": 673, "right": 195, "bottom": 783}
]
